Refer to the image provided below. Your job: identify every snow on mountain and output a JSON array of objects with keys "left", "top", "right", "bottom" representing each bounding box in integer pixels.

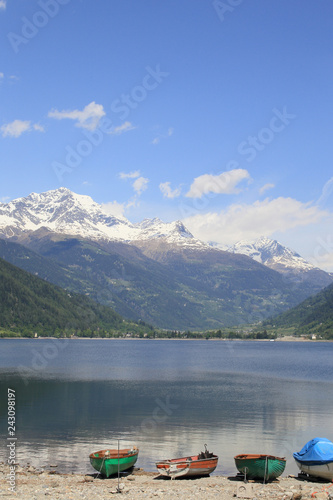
[
  {"left": 135, "top": 218, "right": 196, "bottom": 243},
  {"left": 1, "top": 188, "right": 331, "bottom": 278},
  {"left": 227, "top": 236, "right": 317, "bottom": 273},
  {"left": 0, "top": 188, "right": 206, "bottom": 248}
]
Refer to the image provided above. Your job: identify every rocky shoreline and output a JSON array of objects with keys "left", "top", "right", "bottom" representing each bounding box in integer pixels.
[{"left": 1, "top": 464, "right": 333, "bottom": 499}]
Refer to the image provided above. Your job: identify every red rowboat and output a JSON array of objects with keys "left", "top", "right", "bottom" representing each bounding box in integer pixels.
[{"left": 156, "top": 445, "right": 218, "bottom": 479}]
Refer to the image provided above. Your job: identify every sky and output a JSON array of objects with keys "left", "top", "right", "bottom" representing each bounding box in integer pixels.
[{"left": 1, "top": 0, "right": 333, "bottom": 270}]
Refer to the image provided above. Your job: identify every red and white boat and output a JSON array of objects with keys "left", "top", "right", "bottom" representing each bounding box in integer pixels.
[{"left": 156, "top": 445, "right": 218, "bottom": 479}]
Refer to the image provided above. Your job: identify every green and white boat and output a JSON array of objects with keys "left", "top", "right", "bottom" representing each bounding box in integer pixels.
[
  {"left": 234, "top": 454, "right": 286, "bottom": 481},
  {"left": 89, "top": 447, "right": 139, "bottom": 478}
]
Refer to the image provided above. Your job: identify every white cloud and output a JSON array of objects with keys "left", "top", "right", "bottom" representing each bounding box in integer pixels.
[
  {"left": 152, "top": 126, "right": 174, "bottom": 145},
  {"left": 119, "top": 170, "right": 140, "bottom": 180},
  {"left": 0, "top": 196, "right": 10, "bottom": 203},
  {"left": 159, "top": 181, "right": 181, "bottom": 199},
  {"left": 1, "top": 120, "right": 44, "bottom": 138},
  {"left": 109, "top": 121, "right": 135, "bottom": 135},
  {"left": 259, "top": 183, "right": 275, "bottom": 195},
  {"left": 118, "top": 170, "right": 149, "bottom": 197},
  {"left": 182, "top": 197, "right": 328, "bottom": 246},
  {"left": 133, "top": 176, "right": 149, "bottom": 195},
  {"left": 33, "top": 123, "right": 45, "bottom": 133},
  {"left": 48, "top": 101, "right": 106, "bottom": 130},
  {"left": 101, "top": 201, "right": 126, "bottom": 219},
  {"left": 186, "top": 169, "right": 251, "bottom": 198},
  {"left": 0, "top": 1, "right": 6, "bottom": 10},
  {"left": 0, "top": 72, "right": 4, "bottom": 79}
]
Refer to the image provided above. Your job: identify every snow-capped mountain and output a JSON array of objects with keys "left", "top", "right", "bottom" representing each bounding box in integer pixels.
[
  {"left": 0, "top": 188, "right": 206, "bottom": 248},
  {"left": 226, "top": 236, "right": 333, "bottom": 288},
  {"left": 229, "top": 236, "right": 314, "bottom": 272},
  {"left": 1, "top": 188, "right": 332, "bottom": 329},
  {"left": 0, "top": 188, "right": 331, "bottom": 283}
]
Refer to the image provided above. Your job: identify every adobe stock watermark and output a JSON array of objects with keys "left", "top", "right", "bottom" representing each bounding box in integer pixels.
[
  {"left": 179, "top": 106, "right": 296, "bottom": 219},
  {"left": 131, "top": 396, "right": 179, "bottom": 436},
  {"left": 110, "top": 65, "right": 169, "bottom": 120},
  {"left": 8, "top": 0, "right": 72, "bottom": 54},
  {"left": 17, "top": 337, "right": 69, "bottom": 386},
  {"left": 52, "top": 65, "right": 169, "bottom": 182},
  {"left": 237, "top": 107, "right": 296, "bottom": 162},
  {"left": 52, "top": 116, "right": 114, "bottom": 182},
  {"left": 312, "top": 234, "right": 333, "bottom": 270},
  {"left": 213, "top": 0, "right": 244, "bottom": 23},
  {"left": 7, "top": 388, "right": 17, "bottom": 494}
]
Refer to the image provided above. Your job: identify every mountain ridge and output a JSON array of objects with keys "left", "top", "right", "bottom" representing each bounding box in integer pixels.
[
  {"left": 0, "top": 187, "right": 206, "bottom": 249},
  {"left": 0, "top": 188, "right": 332, "bottom": 329}
]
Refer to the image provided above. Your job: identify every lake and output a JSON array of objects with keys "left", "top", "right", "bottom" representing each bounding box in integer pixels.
[{"left": 1, "top": 338, "right": 333, "bottom": 477}]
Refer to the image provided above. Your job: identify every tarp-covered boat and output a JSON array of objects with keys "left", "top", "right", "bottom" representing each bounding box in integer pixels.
[
  {"left": 293, "top": 437, "right": 333, "bottom": 480},
  {"left": 156, "top": 445, "right": 218, "bottom": 479},
  {"left": 234, "top": 454, "right": 286, "bottom": 481},
  {"left": 89, "top": 447, "right": 139, "bottom": 478}
]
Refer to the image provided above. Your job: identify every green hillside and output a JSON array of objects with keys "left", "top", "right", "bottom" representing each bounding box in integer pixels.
[
  {"left": 8, "top": 232, "right": 310, "bottom": 330},
  {"left": 263, "top": 282, "right": 333, "bottom": 338},
  {"left": 0, "top": 256, "right": 146, "bottom": 337}
]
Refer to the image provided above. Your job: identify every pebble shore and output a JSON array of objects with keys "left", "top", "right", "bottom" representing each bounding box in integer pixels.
[{"left": 1, "top": 464, "right": 333, "bottom": 500}]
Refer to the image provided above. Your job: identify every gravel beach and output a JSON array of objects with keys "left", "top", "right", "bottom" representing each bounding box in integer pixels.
[{"left": 1, "top": 464, "right": 333, "bottom": 500}]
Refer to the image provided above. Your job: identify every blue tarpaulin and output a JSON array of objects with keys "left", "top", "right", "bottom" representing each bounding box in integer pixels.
[{"left": 293, "top": 438, "right": 333, "bottom": 465}]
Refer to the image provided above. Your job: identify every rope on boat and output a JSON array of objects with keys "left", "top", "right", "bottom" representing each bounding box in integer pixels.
[
  {"left": 96, "top": 453, "right": 107, "bottom": 478},
  {"left": 117, "top": 440, "right": 121, "bottom": 494},
  {"left": 263, "top": 456, "right": 268, "bottom": 484}
]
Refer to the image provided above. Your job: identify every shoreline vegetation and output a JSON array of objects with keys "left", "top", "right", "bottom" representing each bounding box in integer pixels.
[
  {"left": 1, "top": 464, "right": 333, "bottom": 500},
  {"left": 0, "top": 328, "right": 331, "bottom": 341},
  {"left": 0, "top": 335, "right": 329, "bottom": 342}
]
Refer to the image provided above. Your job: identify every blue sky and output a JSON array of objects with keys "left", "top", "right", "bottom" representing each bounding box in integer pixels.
[{"left": 1, "top": 0, "right": 333, "bottom": 269}]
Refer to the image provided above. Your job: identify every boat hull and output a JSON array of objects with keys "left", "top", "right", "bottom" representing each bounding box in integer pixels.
[
  {"left": 234, "top": 454, "right": 286, "bottom": 480},
  {"left": 156, "top": 454, "right": 218, "bottom": 479},
  {"left": 293, "top": 438, "right": 333, "bottom": 480},
  {"left": 89, "top": 448, "right": 139, "bottom": 478},
  {"left": 294, "top": 459, "right": 333, "bottom": 481}
]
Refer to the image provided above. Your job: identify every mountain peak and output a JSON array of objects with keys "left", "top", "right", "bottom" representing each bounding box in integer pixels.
[
  {"left": 229, "top": 237, "right": 314, "bottom": 272},
  {"left": 0, "top": 188, "right": 204, "bottom": 247}
]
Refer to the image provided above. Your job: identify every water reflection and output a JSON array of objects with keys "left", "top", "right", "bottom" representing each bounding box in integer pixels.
[{"left": 0, "top": 339, "right": 333, "bottom": 476}]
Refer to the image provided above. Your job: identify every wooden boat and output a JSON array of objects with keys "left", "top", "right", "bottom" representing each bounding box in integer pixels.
[
  {"left": 293, "top": 438, "right": 333, "bottom": 481},
  {"left": 234, "top": 454, "right": 286, "bottom": 481},
  {"left": 156, "top": 445, "right": 218, "bottom": 479},
  {"left": 89, "top": 447, "right": 139, "bottom": 478}
]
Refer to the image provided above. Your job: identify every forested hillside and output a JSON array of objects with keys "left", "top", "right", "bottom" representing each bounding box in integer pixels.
[
  {"left": 0, "top": 257, "right": 147, "bottom": 337},
  {"left": 264, "top": 282, "right": 333, "bottom": 338}
]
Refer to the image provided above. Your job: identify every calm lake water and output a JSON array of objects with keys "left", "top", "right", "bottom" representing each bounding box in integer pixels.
[{"left": 1, "top": 338, "right": 333, "bottom": 476}]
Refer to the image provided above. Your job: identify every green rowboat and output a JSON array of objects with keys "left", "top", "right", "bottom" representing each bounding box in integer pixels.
[
  {"left": 89, "top": 447, "right": 139, "bottom": 478},
  {"left": 234, "top": 454, "right": 286, "bottom": 481}
]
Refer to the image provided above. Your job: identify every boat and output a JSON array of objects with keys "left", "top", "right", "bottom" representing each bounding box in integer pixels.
[
  {"left": 293, "top": 437, "right": 333, "bottom": 480},
  {"left": 156, "top": 445, "right": 218, "bottom": 479},
  {"left": 89, "top": 447, "right": 139, "bottom": 478},
  {"left": 234, "top": 454, "right": 286, "bottom": 481}
]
